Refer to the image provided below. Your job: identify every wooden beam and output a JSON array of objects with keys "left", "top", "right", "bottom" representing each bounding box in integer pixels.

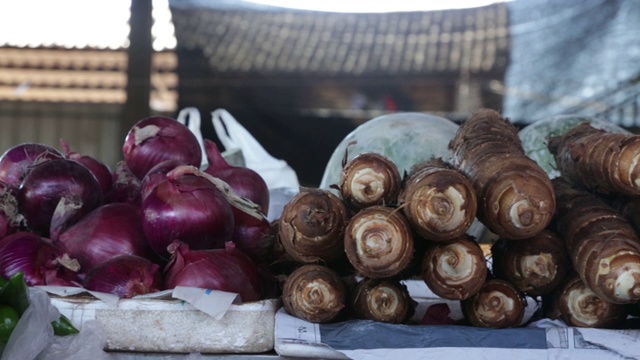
[{"left": 121, "top": 0, "right": 153, "bottom": 148}]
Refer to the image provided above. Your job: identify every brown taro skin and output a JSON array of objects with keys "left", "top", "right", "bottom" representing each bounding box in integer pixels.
[
  {"left": 491, "top": 229, "right": 568, "bottom": 297},
  {"left": 282, "top": 264, "right": 347, "bottom": 323},
  {"left": 278, "top": 187, "right": 349, "bottom": 263},
  {"left": 552, "top": 177, "right": 640, "bottom": 304},
  {"left": 548, "top": 122, "right": 640, "bottom": 196},
  {"left": 449, "top": 108, "right": 556, "bottom": 240}
]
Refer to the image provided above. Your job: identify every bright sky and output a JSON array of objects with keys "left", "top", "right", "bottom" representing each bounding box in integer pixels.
[
  {"left": 0, "top": 0, "right": 176, "bottom": 50},
  {"left": 245, "top": 0, "right": 504, "bottom": 13},
  {"left": 0, "top": 0, "right": 501, "bottom": 50}
]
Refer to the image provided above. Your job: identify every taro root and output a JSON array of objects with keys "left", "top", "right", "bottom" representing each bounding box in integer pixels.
[
  {"left": 278, "top": 188, "right": 349, "bottom": 263},
  {"left": 491, "top": 229, "right": 568, "bottom": 297},
  {"left": 548, "top": 273, "right": 628, "bottom": 328},
  {"left": 282, "top": 264, "right": 347, "bottom": 323},
  {"left": 548, "top": 122, "right": 640, "bottom": 196},
  {"left": 449, "top": 108, "right": 556, "bottom": 239},
  {"left": 350, "top": 278, "right": 415, "bottom": 324},
  {"left": 398, "top": 159, "right": 477, "bottom": 241},
  {"left": 338, "top": 152, "right": 402, "bottom": 209},
  {"left": 461, "top": 278, "right": 526, "bottom": 329},
  {"left": 553, "top": 177, "right": 640, "bottom": 304},
  {"left": 344, "top": 205, "right": 414, "bottom": 279},
  {"left": 420, "top": 235, "right": 487, "bottom": 300}
]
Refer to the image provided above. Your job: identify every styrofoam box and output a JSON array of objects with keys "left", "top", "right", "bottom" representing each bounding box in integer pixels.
[{"left": 51, "top": 296, "right": 280, "bottom": 354}]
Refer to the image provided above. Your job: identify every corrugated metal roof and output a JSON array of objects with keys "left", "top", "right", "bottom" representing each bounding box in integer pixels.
[
  {"left": 0, "top": 47, "right": 178, "bottom": 110},
  {"left": 170, "top": 3, "right": 509, "bottom": 76}
]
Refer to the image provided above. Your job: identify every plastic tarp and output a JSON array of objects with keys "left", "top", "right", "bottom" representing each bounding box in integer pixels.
[{"left": 503, "top": 0, "right": 640, "bottom": 126}]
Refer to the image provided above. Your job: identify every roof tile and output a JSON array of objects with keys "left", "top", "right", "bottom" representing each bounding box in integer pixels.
[{"left": 171, "top": 3, "right": 509, "bottom": 76}]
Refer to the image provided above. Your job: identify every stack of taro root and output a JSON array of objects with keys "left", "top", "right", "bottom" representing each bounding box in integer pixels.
[{"left": 274, "top": 108, "right": 640, "bottom": 330}]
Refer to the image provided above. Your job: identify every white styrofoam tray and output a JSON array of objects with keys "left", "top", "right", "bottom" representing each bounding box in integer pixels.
[{"left": 48, "top": 290, "right": 279, "bottom": 354}]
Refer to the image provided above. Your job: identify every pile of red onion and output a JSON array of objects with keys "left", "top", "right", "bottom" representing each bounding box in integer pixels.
[{"left": 0, "top": 116, "right": 276, "bottom": 301}]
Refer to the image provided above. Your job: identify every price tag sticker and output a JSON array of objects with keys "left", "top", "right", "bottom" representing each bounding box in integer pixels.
[{"left": 275, "top": 307, "right": 321, "bottom": 344}]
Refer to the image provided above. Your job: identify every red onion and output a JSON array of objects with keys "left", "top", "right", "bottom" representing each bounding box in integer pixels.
[
  {"left": 140, "top": 159, "right": 184, "bottom": 201},
  {"left": 164, "top": 241, "right": 262, "bottom": 303},
  {"left": 18, "top": 158, "right": 103, "bottom": 239},
  {"left": 142, "top": 166, "right": 235, "bottom": 259},
  {"left": 203, "top": 139, "right": 269, "bottom": 216},
  {"left": 122, "top": 116, "right": 202, "bottom": 180},
  {"left": 82, "top": 254, "right": 162, "bottom": 298},
  {"left": 0, "top": 180, "right": 23, "bottom": 238},
  {"left": 231, "top": 211, "right": 274, "bottom": 264},
  {"left": 60, "top": 139, "right": 113, "bottom": 196},
  {"left": 0, "top": 143, "right": 63, "bottom": 190},
  {"left": 56, "top": 203, "right": 152, "bottom": 271},
  {"left": 104, "top": 161, "right": 142, "bottom": 206},
  {"left": 0, "top": 231, "right": 80, "bottom": 286}
]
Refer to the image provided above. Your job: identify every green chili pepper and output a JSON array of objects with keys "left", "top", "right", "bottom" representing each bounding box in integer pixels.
[
  {"left": 51, "top": 314, "right": 79, "bottom": 336},
  {"left": 0, "top": 304, "right": 19, "bottom": 345},
  {"left": 0, "top": 272, "right": 30, "bottom": 316},
  {"left": 1, "top": 272, "right": 80, "bottom": 337}
]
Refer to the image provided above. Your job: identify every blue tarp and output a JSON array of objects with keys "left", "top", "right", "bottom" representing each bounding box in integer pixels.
[{"left": 503, "top": 0, "right": 640, "bottom": 126}]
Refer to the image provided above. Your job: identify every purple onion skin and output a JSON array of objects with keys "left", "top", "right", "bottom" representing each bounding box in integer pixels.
[
  {"left": 18, "top": 158, "right": 103, "bottom": 238},
  {"left": 122, "top": 116, "right": 202, "bottom": 180},
  {"left": 164, "top": 241, "right": 262, "bottom": 303},
  {"left": 60, "top": 138, "right": 113, "bottom": 196},
  {"left": 82, "top": 254, "right": 163, "bottom": 298},
  {"left": 69, "top": 155, "right": 113, "bottom": 196},
  {"left": 104, "top": 161, "right": 142, "bottom": 206},
  {"left": 203, "top": 139, "right": 269, "bottom": 216},
  {"left": 0, "top": 143, "right": 64, "bottom": 190},
  {"left": 56, "top": 203, "right": 152, "bottom": 272},
  {"left": 0, "top": 231, "right": 79, "bottom": 286},
  {"left": 142, "top": 174, "right": 234, "bottom": 259},
  {"left": 140, "top": 159, "right": 185, "bottom": 201},
  {"left": 231, "top": 209, "right": 274, "bottom": 264}
]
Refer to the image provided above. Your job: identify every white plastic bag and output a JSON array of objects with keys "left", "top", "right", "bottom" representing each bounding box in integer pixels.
[
  {"left": 1, "top": 288, "right": 55, "bottom": 360},
  {"left": 176, "top": 107, "right": 208, "bottom": 170},
  {"left": 38, "top": 320, "right": 113, "bottom": 360},
  {"left": 211, "top": 109, "right": 300, "bottom": 191},
  {"left": 1, "top": 288, "right": 113, "bottom": 360}
]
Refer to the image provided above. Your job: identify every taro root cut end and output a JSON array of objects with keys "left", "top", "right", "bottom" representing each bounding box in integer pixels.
[
  {"left": 420, "top": 235, "right": 487, "bottom": 300},
  {"left": 278, "top": 188, "right": 349, "bottom": 263},
  {"left": 399, "top": 161, "right": 477, "bottom": 241},
  {"left": 491, "top": 230, "right": 568, "bottom": 297},
  {"left": 339, "top": 152, "right": 402, "bottom": 209},
  {"left": 483, "top": 168, "right": 556, "bottom": 239},
  {"left": 344, "top": 205, "right": 414, "bottom": 279},
  {"left": 282, "top": 264, "right": 347, "bottom": 323},
  {"left": 351, "top": 278, "right": 415, "bottom": 324},
  {"left": 461, "top": 279, "right": 526, "bottom": 329},
  {"left": 550, "top": 273, "right": 627, "bottom": 328}
]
